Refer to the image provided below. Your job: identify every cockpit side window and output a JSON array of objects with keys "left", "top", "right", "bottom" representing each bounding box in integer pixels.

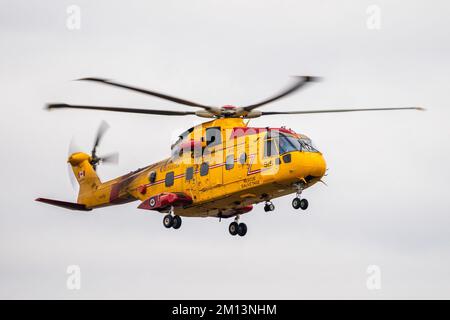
[{"left": 279, "top": 133, "right": 301, "bottom": 154}]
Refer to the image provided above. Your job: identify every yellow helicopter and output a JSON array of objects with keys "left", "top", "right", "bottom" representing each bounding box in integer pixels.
[{"left": 36, "top": 76, "right": 422, "bottom": 236}]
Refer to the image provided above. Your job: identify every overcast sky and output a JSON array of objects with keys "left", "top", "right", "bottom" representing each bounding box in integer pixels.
[{"left": 1, "top": 0, "right": 449, "bottom": 299}]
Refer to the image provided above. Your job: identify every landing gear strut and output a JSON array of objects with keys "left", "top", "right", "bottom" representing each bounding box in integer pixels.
[
  {"left": 229, "top": 216, "right": 247, "bottom": 237},
  {"left": 292, "top": 186, "right": 308, "bottom": 210},
  {"left": 163, "top": 206, "right": 182, "bottom": 229},
  {"left": 264, "top": 201, "right": 275, "bottom": 212}
]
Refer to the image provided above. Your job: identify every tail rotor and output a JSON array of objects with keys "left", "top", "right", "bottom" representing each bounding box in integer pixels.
[{"left": 89, "top": 120, "right": 119, "bottom": 171}]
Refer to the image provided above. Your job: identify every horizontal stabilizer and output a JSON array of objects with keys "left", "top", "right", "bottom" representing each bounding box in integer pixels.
[{"left": 35, "top": 198, "right": 92, "bottom": 211}]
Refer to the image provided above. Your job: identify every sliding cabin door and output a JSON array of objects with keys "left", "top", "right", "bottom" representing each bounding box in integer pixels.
[{"left": 195, "top": 127, "right": 223, "bottom": 202}]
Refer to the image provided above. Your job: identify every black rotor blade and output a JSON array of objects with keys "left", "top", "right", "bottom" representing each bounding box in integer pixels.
[
  {"left": 100, "top": 152, "right": 119, "bottom": 165},
  {"left": 77, "top": 77, "right": 214, "bottom": 110},
  {"left": 47, "top": 103, "right": 197, "bottom": 116},
  {"left": 243, "top": 76, "right": 318, "bottom": 111},
  {"left": 92, "top": 120, "right": 109, "bottom": 157},
  {"left": 261, "top": 107, "right": 425, "bottom": 116}
]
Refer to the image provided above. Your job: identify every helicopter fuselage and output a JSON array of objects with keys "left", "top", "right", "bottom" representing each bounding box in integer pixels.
[{"left": 70, "top": 117, "right": 326, "bottom": 218}]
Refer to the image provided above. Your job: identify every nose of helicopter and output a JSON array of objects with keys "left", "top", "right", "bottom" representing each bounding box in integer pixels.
[
  {"left": 293, "top": 151, "right": 326, "bottom": 182},
  {"left": 310, "top": 152, "right": 327, "bottom": 178}
]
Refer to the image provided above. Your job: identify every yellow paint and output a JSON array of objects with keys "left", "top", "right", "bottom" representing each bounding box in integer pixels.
[{"left": 68, "top": 117, "right": 327, "bottom": 216}]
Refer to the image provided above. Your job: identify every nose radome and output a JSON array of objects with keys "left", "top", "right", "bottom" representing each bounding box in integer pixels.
[{"left": 310, "top": 152, "right": 327, "bottom": 178}]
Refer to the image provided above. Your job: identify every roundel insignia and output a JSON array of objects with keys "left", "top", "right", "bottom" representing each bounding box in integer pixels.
[{"left": 149, "top": 198, "right": 156, "bottom": 207}]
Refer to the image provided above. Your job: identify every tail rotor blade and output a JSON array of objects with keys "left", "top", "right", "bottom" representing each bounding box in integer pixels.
[
  {"left": 92, "top": 120, "right": 109, "bottom": 157},
  {"left": 100, "top": 152, "right": 119, "bottom": 165}
]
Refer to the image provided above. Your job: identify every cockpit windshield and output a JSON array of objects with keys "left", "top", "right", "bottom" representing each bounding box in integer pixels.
[
  {"left": 296, "top": 134, "right": 319, "bottom": 152},
  {"left": 276, "top": 132, "right": 319, "bottom": 154},
  {"left": 279, "top": 134, "right": 301, "bottom": 153}
]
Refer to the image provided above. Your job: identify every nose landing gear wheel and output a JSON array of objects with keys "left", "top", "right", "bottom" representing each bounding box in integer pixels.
[
  {"left": 229, "top": 222, "right": 239, "bottom": 236},
  {"left": 163, "top": 214, "right": 173, "bottom": 228},
  {"left": 172, "top": 215, "right": 182, "bottom": 229}
]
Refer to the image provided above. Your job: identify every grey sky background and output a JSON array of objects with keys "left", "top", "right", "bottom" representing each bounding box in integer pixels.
[{"left": 1, "top": 0, "right": 449, "bottom": 299}]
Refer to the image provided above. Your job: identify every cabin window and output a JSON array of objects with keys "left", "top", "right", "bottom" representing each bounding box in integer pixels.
[
  {"left": 225, "top": 155, "right": 234, "bottom": 170},
  {"left": 239, "top": 153, "right": 247, "bottom": 164},
  {"left": 185, "top": 167, "right": 194, "bottom": 181},
  {"left": 149, "top": 171, "right": 157, "bottom": 183},
  {"left": 205, "top": 127, "right": 222, "bottom": 147},
  {"left": 200, "top": 162, "right": 209, "bottom": 176},
  {"left": 165, "top": 171, "right": 174, "bottom": 187}
]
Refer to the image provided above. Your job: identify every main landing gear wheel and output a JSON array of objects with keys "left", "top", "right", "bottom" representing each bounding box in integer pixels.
[
  {"left": 264, "top": 202, "right": 275, "bottom": 212},
  {"left": 229, "top": 222, "right": 247, "bottom": 237},
  {"left": 229, "top": 222, "right": 239, "bottom": 236},
  {"left": 292, "top": 198, "right": 309, "bottom": 210},
  {"left": 172, "top": 215, "right": 182, "bottom": 229},
  {"left": 237, "top": 223, "right": 247, "bottom": 236},
  {"left": 292, "top": 198, "right": 301, "bottom": 209},
  {"left": 300, "top": 199, "right": 308, "bottom": 210},
  {"left": 163, "top": 214, "right": 173, "bottom": 228}
]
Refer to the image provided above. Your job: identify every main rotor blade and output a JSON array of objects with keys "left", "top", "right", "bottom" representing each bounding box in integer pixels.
[
  {"left": 243, "top": 76, "right": 318, "bottom": 111},
  {"left": 77, "top": 77, "right": 214, "bottom": 110},
  {"left": 47, "top": 103, "right": 197, "bottom": 116},
  {"left": 261, "top": 107, "right": 425, "bottom": 116}
]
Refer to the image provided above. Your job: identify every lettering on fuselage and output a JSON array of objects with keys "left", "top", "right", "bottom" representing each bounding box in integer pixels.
[
  {"left": 263, "top": 160, "right": 273, "bottom": 168},
  {"left": 240, "top": 176, "right": 260, "bottom": 189}
]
